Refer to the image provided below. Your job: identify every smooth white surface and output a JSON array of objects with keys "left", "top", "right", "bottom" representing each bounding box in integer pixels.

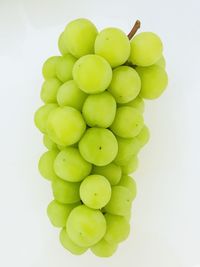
[{"left": 0, "top": 0, "right": 200, "bottom": 266}]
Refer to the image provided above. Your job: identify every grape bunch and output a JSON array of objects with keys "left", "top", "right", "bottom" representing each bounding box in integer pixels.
[{"left": 34, "top": 18, "right": 168, "bottom": 257}]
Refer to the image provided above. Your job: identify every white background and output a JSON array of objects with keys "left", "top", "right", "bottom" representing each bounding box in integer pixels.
[{"left": 0, "top": 0, "right": 200, "bottom": 266}]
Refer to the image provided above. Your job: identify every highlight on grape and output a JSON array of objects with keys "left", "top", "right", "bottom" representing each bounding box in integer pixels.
[{"left": 34, "top": 18, "right": 168, "bottom": 257}]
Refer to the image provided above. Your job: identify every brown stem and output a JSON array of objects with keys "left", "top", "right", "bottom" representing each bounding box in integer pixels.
[{"left": 127, "top": 20, "right": 141, "bottom": 40}]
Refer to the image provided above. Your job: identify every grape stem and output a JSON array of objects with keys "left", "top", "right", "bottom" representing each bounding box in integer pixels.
[{"left": 127, "top": 20, "right": 141, "bottom": 40}]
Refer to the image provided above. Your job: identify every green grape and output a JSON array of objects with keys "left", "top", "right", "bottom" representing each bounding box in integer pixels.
[
  {"left": 46, "top": 107, "right": 86, "bottom": 146},
  {"left": 38, "top": 150, "right": 58, "bottom": 181},
  {"left": 40, "top": 78, "right": 61, "bottom": 104},
  {"left": 67, "top": 205, "right": 106, "bottom": 247},
  {"left": 56, "top": 54, "right": 76, "bottom": 82},
  {"left": 121, "top": 155, "right": 139, "bottom": 175},
  {"left": 108, "top": 66, "right": 141, "bottom": 104},
  {"left": 73, "top": 55, "right": 112, "bottom": 94},
  {"left": 104, "top": 186, "right": 132, "bottom": 216},
  {"left": 80, "top": 175, "right": 111, "bottom": 209},
  {"left": 54, "top": 147, "right": 92, "bottom": 182},
  {"left": 52, "top": 177, "right": 81, "bottom": 204},
  {"left": 118, "top": 175, "right": 137, "bottom": 200},
  {"left": 79, "top": 128, "right": 118, "bottom": 166},
  {"left": 95, "top": 27, "right": 130, "bottom": 68},
  {"left": 64, "top": 18, "right": 98, "bottom": 58},
  {"left": 119, "top": 96, "right": 144, "bottom": 114},
  {"left": 155, "top": 55, "right": 166, "bottom": 68},
  {"left": 34, "top": 104, "right": 57, "bottom": 133},
  {"left": 43, "top": 134, "right": 57, "bottom": 150},
  {"left": 58, "top": 32, "right": 68, "bottom": 55},
  {"left": 104, "top": 214, "right": 130, "bottom": 243},
  {"left": 82, "top": 92, "right": 116, "bottom": 128},
  {"left": 136, "top": 125, "right": 150, "bottom": 147},
  {"left": 57, "top": 80, "right": 87, "bottom": 111},
  {"left": 91, "top": 238, "right": 117, "bottom": 257},
  {"left": 42, "top": 56, "right": 60, "bottom": 79},
  {"left": 129, "top": 32, "right": 163, "bottom": 66},
  {"left": 92, "top": 163, "right": 121, "bottom": 185},
  {"left": 124, "top": 211, "right": 131, "bottom": 222},
  {"left": 114, "top": 136, "right": 141, "bottom": 165},
  {"left": 110, "top": 107, "right": 144, "bottom": 138},
  {"left": 60, "top": 228, "right": 87, "bottom": 255},
  {"left": 136, "top": 65, "right": 168, "bottom": 99},
  {"left": 47, "top": 200, "right": 77, "bottom": 227}
]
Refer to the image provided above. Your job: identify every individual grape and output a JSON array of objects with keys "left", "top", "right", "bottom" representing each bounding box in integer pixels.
[
  {"left": 47, "top": 200, "right": 77, "bottom": 227},
  {"left": 114, "top": 136, "right": 141, "bottom": 165},
  {"left": 119, "top": 96, "right": 144, "bottom": 114},
  {"left": 110, "top": 107, "right": 144, "bottom": 138},
  {"left": 136, "top": 65, "right": 168, "bottom": 99},
  {"left": 80, "top": 175, "right": 111, "bottom": 209},
  {"left": 64, "top": 18, "right": 98, "bottom": 58},
  {"left": 155, "top": 55, "right": 166, "bottom": 68},
  {"left": 52, "top": 177, "right": 81, "bottom": 204},
  {"left": 92, "top": 163, "right": 121, "bottom": 185},
  {"left": 43, "top": 134, "right": 57, "bottom": 150},
  {"left": 73, "top": 54, "right": 112, "bottom": 94},
  {"left": 79, "top": 128, "right": 118, "bottom": 166},
  {"left": 46, "top": 107, "right": 86, "bottom": 146},
  {"left": 67, "top": 205, "right": 106, "bottom": 247},
  {"left": 57, "top": 80, "right": 87, "bottom": 111},
  {"left": 38, "top": 150, "right": 58, "bottom": 181},
  {"left": 60, "top": 228, "right": 88, "bottom": 255},
  {"left": 82, "top": 92, "right": 116, "bottom": 128},
  {"left": 108, "top": 66, "right": 141, "bottom": 103},
  {"left": 95, "top": 27, "right": 130, "bottom": 68},
  {"left": 54, "top": 147, "right": 92, "bottom": 182},
  {"left": 104, "top": 214, "right": 130, "bottom": 243},
  {"left": 34, "top": 104, "right": 57, "bottom": 133},
  {"left": 56, "top": 54, "right": 76, "bottom": 82},
  {"left": 91, "top": 238, "right": 117, "bottom": 257},
  {"left": 136, "top": 125, "right": 150, "bottom": 147},
  {"left": 121, "top": 155, "right": 139, "bottom": 175},
  {"left": 104, "top": 186, "right": 132, "bottom": 216},
  {"left": 129, "top": 32, "right": 163, "bottom": 66},
  {"left": 118, "top": 175, "right": 137, "bottom": 200},
  {"left": 42, "top": 56, "right": 60, "bottom": 79},
  {"left": 58, "top": 32, "right": 68, "bottom": 55},
  {"left": 40, "top": 78, "right": 61, "bottom": 103}
]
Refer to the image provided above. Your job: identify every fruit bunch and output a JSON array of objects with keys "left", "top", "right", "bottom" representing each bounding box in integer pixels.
[{"left": 34, "top": 18, "right": 168, "bottom": 257}]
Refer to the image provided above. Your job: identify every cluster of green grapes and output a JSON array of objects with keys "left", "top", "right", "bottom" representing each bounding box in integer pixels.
[{"left": 34, "top": 18, "right": 168, "bottom": 257}]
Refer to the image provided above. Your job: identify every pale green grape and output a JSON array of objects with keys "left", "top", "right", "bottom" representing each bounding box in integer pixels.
[
  {"left": 104, "top": 214, "right": 130, "bottom": 243},
  {"left": 43, "top": 134, "right": 57, "bottom": 150},
  {"left": 40, "top": 78, "right": 61, "bottom": 103},
  {"left": 58, "top": 32, "right": 68, "bottom": 55},
  {"left": 46, "top": 107, "right": 86, "bottom": 146},
  {"left": 34, "top": 104, "right": 57, "bottom": 133},
  {"left": 129, "top": 32, "right": 163, "bottom": 66},
  {"left": 137, "top": 125, "right": 150, "bottom": 147},
  {"left": 110, "top": 107, "right": 144, "bottom": 138},
  {"left": 64, "top": 18, "right": 98, "bottom": 58},
  {"left": 118, "top": 175, "right": 137, "bottom": 200},
  {"left": 42, "top": 56, "right": 60, "bottom": 79},
  {"left": 121, "top": 155, "right": 138, "bottom": 174},
  {"left": 67, "top": 205, "right": 106, "bottom": 247},
  {"left": 155, "top": 55, "right": 166, "bottom": 68},
  {"left": 60, "top": 228, "right": 87, "bottom": 255},
  {"left": 108, "top": 66, "right": 141, "bottom": 103},
  {"left": 56, "top": 54, "right": 76, "bottom": 82},
  {"left": 79, "top": 128, "right": 118, "bottom": 166},
  {"left": 136, "top": 65, "right": 168, "bottom": 99},
  {"left": 80, "top": 175, "right": 111, "bottom": 209},
  {"left": 92, "top": 163, "right": 121, "bottom": 185},
  {"left": 104, "top": 186, "right": 132, "bottom": 216},
  {"left": 52, "top": 177, "right": 81, "bottom": 204},
  {"left": 114, "top": 136, "right": 141, "bottom": 165},
  {"left": 54, "top": 147, "right": 92, "bottom": 182},
  {"left": 119, "top": 96, "right": 144, "bottom": 114},
  {"left": 57, "top": 80, "right": 87, "bottom": 111},
  {"left": 47, "top": 200, "right": 77, "bottom": 227},
  {"left": 73, "top": 55, "right": 112, "bottom": 94},
  {"left": 91, "top": 238, "right": 117, "bottom": 257},
  {"left": 38, "top": 150, "right": 58, "bottom": 181},
  {"left": 82, "top": 92, "right": 116, "bottom": 128},
  {"left": 95, "top": 27, "right": 130, "bottom": 67},
  {"left": 124, "top": 211, "right": 131, "bottom": 222}
]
